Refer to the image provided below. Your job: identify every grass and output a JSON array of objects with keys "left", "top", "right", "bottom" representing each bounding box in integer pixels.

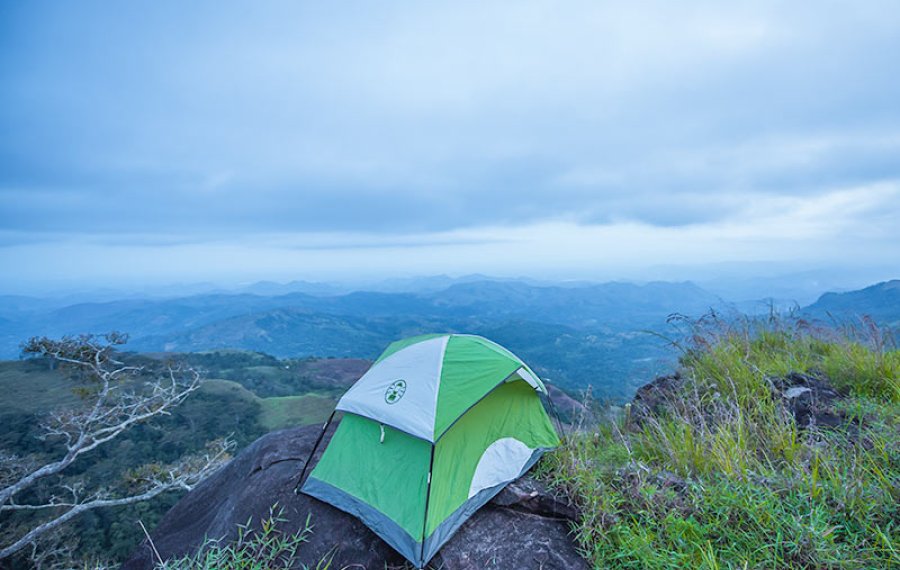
[
  {"left": 155, "top": 505, "right": 326, "bottom": 570},
  {"left": 544, "top": 315, "right": 900, "bottom": 569},
  {"left": 257, "top": 394, "right": 335, "bottom": 431},
  {"left": 0, "top": 352, "right": 343, "bottom": 437},
  {"left": 201, "top": 379, "right": 337, "bottom": 430}
]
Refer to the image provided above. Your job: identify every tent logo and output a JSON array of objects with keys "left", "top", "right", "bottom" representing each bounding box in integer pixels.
[{"left": 385, "top": 379, "right": 407, "bottom": 404}]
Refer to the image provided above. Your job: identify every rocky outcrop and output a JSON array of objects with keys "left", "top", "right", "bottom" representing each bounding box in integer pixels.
[
  {"left": 629, "top": 369, "right": 850, "bottom": 430},
  {"left": 772, "top": 370, "right": 845, "bottom": 428},
  {"left": 628, "top": 372, "right": 683, "bottom": 426},
  {"left": 122, "top": 422, "right": 588, "bottom": 570}
]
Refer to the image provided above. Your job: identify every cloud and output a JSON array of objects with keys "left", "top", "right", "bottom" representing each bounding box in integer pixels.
[
  {"left": 2, "top": 179, "right": 897, "bottom": 290},
  {"left": 1, "top": 1, "right": 899, "bottom": 285}
]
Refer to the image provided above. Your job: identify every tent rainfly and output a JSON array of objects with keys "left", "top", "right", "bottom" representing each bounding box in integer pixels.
[{"left": 299, "top": 333, "right": 560, "bottom": 568}]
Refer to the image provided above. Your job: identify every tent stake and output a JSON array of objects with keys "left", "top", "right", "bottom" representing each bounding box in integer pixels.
[{"left": 295, "top": 410, "right": 336, "bottom": 494}]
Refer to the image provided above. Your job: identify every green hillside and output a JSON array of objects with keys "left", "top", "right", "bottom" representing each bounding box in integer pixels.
[
  {"left": 0, "top": 350, "right": 361, "bottom": 564},
  {"left": 200, "top": 379, "right": 337, "bottom": 431}
]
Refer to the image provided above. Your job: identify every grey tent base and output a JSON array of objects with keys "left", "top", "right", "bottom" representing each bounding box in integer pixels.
[
  {"left": 302, "top": 476, "right": 421, "bottom": 565},
  {"left": 302, "top": 447, "right": 551, "bottom": 568},
  {"left": 420, "top": 446, "right": 550, "bottom": 564}
]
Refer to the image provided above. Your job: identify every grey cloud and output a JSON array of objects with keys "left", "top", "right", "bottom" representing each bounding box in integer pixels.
[{"left": 2, "top": 1, "right": 900, "bottom": 246}]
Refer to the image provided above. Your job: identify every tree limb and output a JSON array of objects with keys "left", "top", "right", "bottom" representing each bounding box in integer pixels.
[
  {"left": 0, "top": 439, "right": 232, "bottom": 559},
  {"left": 0, "top": 333, "right": 223, "bottom": 561}
]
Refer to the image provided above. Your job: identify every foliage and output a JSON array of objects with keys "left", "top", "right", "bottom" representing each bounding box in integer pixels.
[
  {"left": 0, "top": 334, "right": 236, "bottom": 565},
  {"left": 0, "top": 347, "right": 357, "bottom": 566},
  {"left": 156, "top": 506, "right": 320, "bottom": 570},
  {"left": 0, "top": 343, "right": 266, "bottom": 567},
  {"left": 545, "top": 315, "right": 900, "bottom": 569},
  {"left": 176, "top": 351, "right": 361, "bottom": 399}
]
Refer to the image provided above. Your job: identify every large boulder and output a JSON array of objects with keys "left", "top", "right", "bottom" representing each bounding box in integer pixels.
[{"left": 122, "top": 422, "right": 587, "bottom": 570}]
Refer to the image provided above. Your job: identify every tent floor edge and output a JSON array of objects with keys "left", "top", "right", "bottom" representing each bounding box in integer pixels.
[
  {"left": 301, "top": 476, "right": 425, "bottom": 566},
  {"left": 420, "top": 446, "right": 553, "bottom": 565}
]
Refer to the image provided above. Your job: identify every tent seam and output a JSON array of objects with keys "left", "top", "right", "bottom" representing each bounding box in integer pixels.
[{"left": 430, "top": 335, "right": 450, "bottom": 441}]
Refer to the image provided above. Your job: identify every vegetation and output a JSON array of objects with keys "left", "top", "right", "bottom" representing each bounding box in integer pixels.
[
  {"left": 0, "top": 334, "right": 233, "bottom": 566},
  {"left": 198, "top": 379, "right": 338, "bottom": 431},
  {"left": 3, "top": 306, "right": 897, "bottom": 567},
  {"left": 0, "top": 345, "right": 356, "bottom": 567},
  {"left": 155, "top": 506, "right": 317, "bottom": 570},
  {"left": 0, "top": 349, "right": 272, "bottom": 567},
  {"left": 544, "top": 315, "right": 900, "bottom": 568}
]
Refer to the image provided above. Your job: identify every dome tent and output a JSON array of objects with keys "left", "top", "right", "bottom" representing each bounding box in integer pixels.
[{"left": 299, "top": 334, "right": 560, "bottom": 568}]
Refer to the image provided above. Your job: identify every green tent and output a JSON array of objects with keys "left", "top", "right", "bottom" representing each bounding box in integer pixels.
[{"left": 300, "top": 334, "right": 560, "bottom": 568}]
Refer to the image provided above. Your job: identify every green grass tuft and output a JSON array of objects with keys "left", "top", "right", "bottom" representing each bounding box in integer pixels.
[
  {"left": 156, "top": 505, "right": 327, "bottom": 570},
  {"left": 546, "top": 316, "right": 900, "bottom": 569}
]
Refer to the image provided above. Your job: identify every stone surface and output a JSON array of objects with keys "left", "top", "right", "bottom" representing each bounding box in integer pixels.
[
  {"left": 545, "top": 384, "right": 594, "bottom": 428},
  {"left": 629, "top": 370, "right": 849, "bottom": 430},
  {"left": 774, "top": 371, "right": 845, "bottom": 428},
  {"left": 122, "top": 422, "right": 588, "bottom": 570},
  {"left": 628, "top": 372, "right": 683, "bottom": 426}
]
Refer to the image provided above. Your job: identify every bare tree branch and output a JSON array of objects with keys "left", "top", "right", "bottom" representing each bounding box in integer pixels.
[
  {"left": 0, "top": 333, "right": 230, "bottom": 561},
  {"left": 0, "top": 440, "right": 232, "bottom": 560}
]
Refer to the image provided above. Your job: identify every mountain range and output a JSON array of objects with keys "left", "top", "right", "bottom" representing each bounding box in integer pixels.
[{"left": 0, "top": 278, "right": 896, "bottom": 399}]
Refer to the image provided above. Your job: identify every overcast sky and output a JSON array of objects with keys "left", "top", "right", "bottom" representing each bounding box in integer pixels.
[{"left": 1, "top": 1, "right": 899, "bottom": 292}]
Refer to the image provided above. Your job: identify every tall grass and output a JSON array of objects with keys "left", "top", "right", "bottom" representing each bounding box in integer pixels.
[
  {"left": 545, "top": 315, "right": 900, "bottom": 569},
  {"left": 155, "top": 506, "right": 327, "bottom": 570}
]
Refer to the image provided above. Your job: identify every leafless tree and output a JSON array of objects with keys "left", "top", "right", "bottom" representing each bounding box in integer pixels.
[{"left": 0, "top": 333, "right": 233, "bottom": 562}]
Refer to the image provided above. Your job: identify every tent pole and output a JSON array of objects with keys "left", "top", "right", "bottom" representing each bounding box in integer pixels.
[
  {"left": 419, "top": 443, "right": 436, "bottom": 568},
  {"left": 295, "top": 410, "right": 336, "bottom": 494}
]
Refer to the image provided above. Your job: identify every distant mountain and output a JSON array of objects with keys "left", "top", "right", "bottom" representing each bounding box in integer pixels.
[
  {"left": 804, "top": 280, "right": 900, "bottom": 328},
  {"left": 0, "top": 279, "right": 722, "bottom": 352},
  {"left": 18, "top": 276, "right": 898, "bottom": 398},
  {"left": 236, "top": 280, "right": 348, "bottom": 297},
  {"left": 357, "top": 273, "right": 497, "bottom": 293},
  {"left": 430, "top": 280, "right": 721, "bottom": 328},
  {"left": 131, "top": 309, "right": 438, "bottom": 360},
  {"left": 0, "top": 278, "right": 720, "bottom": 398}
]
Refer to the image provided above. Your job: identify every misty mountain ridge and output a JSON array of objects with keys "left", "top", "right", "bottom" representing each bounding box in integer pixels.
[
  {"left": 804, "top": 279, "right": 900, "bottom": 327},
  {"left": 0, "top": 277, "right": 896, "bottom": 398},
  {"left": 0, "top": 279, "right": 720, "bottom": 346}
]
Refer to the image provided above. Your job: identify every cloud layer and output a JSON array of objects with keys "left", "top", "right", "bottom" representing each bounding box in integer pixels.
[{"left": 1, "top": 1, "right": 899, "bottom": 287}]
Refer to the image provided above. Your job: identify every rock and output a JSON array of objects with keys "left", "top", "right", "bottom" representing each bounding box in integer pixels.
[
  {"left": 122, "top": 422, "right": 588, "bottom": 570},
  {"left": 628, "top": 370, "right": 849, "bottom": 430},
  {"left": 545, "top": 384, "right": 594, "bottom": 428},
  {"left": 783, "top": 386, "right": 811, "bottom": 399},
  {"left": 628, "top": 373, "right": 683, "bottom": 427},
  {"left": 775, "top": 371, "right": 844, "bottom": 428},
  {"left": 437, "top": 507, "right": 588, "bottom": 570},
  {"left": 492, "top": 477, "right": 580, "bottom": 522}
]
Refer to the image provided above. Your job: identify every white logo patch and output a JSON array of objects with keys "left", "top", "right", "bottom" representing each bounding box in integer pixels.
[{"left": 384, "top": 379, "right": 407, "bottom": 404}]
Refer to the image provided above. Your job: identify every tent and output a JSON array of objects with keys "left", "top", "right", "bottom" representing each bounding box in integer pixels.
[{"left": 299, "top": 333, "right": 560, "bottom": 568}]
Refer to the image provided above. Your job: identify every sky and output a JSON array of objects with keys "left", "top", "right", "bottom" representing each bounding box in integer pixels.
[{"left": 1, "top": 1, "right": 899, "bottom": 294}]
